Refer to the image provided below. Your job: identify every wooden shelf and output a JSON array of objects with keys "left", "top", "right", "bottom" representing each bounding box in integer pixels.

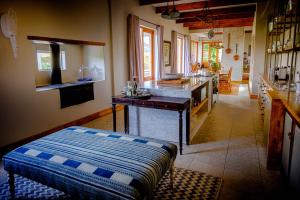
[
  {"left": 192, "top": 98, "right": 208, "bottom": 115},
  {"left": 27, "top": 36, "right": 105, "bottom": 46},
  {"left": 267, "top": 46, "right": 300, "bottom": 54}
]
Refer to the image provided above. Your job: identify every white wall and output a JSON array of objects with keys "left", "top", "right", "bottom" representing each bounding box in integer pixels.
[
  {"left": 250, "top": 2, "right": 268, "bottom": 94},
  {"left": 110, "top": 0, "right": 189, "bottom": 94},
  {"left": 221, "top": 27, "right": 245, "bottom": 81},
  {"left": 0, "top": 0, "right": 112, "bottom": 147}
]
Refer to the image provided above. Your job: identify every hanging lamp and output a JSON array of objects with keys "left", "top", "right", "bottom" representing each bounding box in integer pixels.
[
  {"left": 161, "top": 1, "right": 171, "bottom": 19},
  {"left": 169, "top": 0, "right": 180, "bottom": 19}
]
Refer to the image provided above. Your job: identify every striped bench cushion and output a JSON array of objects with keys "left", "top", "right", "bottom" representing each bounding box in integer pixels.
[{"left": 3, "top": 126, "right": 177, "bottom": 200}]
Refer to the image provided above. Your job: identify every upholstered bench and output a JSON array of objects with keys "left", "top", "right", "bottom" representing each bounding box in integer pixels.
[{"left": 3, "top": 126, "right": 177, "bottom": 199}]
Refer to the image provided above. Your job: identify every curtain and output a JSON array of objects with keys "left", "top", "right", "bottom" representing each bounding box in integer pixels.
[
  {"left": 156, "top": 25, "right": 164, "bottom": 80},
  {"left": 170, "top": 30, "right": 177, "bottom": 74},
  {"left": 127, "top": 14, "right": 142, "bottom": 82},
  {"left": 184, "top": 35, "right": 191, "bottom": 76}
]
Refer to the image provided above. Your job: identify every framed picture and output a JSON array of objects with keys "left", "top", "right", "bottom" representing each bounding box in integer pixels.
[{"left": 163, "top": 41, "right": 171, "bottom": 66}]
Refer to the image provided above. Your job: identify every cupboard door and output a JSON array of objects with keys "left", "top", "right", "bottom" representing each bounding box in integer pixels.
[
  {"left": 282, "top": 113, "right": 292, "bottom": 176},
  {"left": 290, "top": 125, "right": 300, "bottom": 189}
]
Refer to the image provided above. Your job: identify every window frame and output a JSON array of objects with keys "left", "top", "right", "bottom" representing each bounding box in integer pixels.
[
  {"left": 140, "top": 26, "right": 155, "bottom": 81},
  {"left": 36, "top": 49, "right": 66, "bottom": 71},
  {"left": 201, "top": 41, "right": 221, "bottom": 67}
]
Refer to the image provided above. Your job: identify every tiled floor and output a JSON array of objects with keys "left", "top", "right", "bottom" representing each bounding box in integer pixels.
[
  {"left": 84, "top": 84, "right": 291, "bottom": 199},
  {"left": 0, "top": 84, "right": 292, "bottom": 199}
]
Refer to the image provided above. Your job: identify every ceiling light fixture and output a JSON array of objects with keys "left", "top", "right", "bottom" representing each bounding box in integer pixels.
[
  {"left": 161, "top": 1, "right": 171, "bottom": 19},
  {"left": 207, "top": 29, "right": 215, "bottom": 39},
  {"left": 169, "top": 0, "right": 180, "bottom": 19},
  {"left": 195, "top": 1, "right": 212, "bottom": 24},
  {"left": 161, "top": 0, "right": 180, "bottom": 20}
]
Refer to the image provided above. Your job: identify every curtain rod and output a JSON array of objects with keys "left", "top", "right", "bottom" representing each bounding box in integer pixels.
[{"left": 139, "top": 17, "right": 160, "bottom": 27}]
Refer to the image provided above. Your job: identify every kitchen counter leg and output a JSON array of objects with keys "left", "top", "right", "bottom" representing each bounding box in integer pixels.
[
  {"left": 112, "top": 104, "right": 116, "bottom": 132},
  {"left": 179, "top": 110, "right": 183, "bottom": 155}
]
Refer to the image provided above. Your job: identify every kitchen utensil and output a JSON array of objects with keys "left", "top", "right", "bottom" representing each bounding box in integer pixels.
[
  {"left": 225, "top": 33, "right": 231, "bottom": 54},
  {"left": 233, "top": 43, "right": 239, "bottom": 60},
  {"left": 296, "top": 32, "right": 300, "bottom": 47},
  {"left": 268, "top": 22, "right": 273, "bottom": 32}
]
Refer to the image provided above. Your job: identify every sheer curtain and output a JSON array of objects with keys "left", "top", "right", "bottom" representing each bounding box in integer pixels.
[
  {"left": 170, "top": 30, "right": 178, "bottom": 74},
  {"left": 156, "top": 25, "right": 164, "bottom": 80},
  {"left": 127, "top": 14, "right": 142, "bottom": 82},
  {"left": 184, "top": 35, "right": 191, "bottom": 76}
]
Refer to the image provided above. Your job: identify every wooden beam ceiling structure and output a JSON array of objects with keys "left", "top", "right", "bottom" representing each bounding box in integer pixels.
[
  {"left": 140, "top": 0, "right": 259, "bottom": 30},
  {"left": 178, "top": 5, "right": 256, "bottom": 18},
  {"left": 140, "top": 0, "right": 180, "bottom": 6},
  {"left": 154, "top": 0, "right": 258, "bottom": 13},
  {"left": 176, "top": 12, "right": 254, "bottom": 24},
  {"left": 186, "top": 17, "right": 254, "bottom": 30}
]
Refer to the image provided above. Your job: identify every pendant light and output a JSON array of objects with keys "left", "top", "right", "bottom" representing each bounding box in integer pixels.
[
  {"left": 207, "top": 29, "right": 215, "bottom": 39},
  {"left": 161, "top": 1, "right": 171, "bottom": 19},
  {"left": 169, "top": 0, "right": 180, "bottom": 19}
]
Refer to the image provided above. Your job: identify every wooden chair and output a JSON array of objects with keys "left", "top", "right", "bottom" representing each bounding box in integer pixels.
[
  {"left": 218, "top": 67, "right": 232, "bottom": 92},
  {"left": 191, "top": 63, "right": 199, "bottom": 73}
]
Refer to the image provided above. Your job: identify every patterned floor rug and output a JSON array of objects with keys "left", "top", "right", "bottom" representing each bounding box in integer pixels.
[{"left": 0, "top": 168, "right": 222, "bottom": 200}]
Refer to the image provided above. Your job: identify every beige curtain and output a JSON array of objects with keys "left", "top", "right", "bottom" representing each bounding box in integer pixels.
[
  {"left": 184, "top": 35, "right": 191, "bottom": 76},
  {"left": 127, "top": 14, "right": 142, "bottom": 82},
  {"left": 170, "top": 30, "right": 178, "bottom": 74},
  {"left": 156, "top": 25, "right": 164, "bottom": 79}
]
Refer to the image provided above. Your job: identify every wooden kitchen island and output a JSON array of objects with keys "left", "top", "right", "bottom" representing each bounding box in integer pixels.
[
  {"left": 113, "top": 76, "right": 216, "bottom": 151},
  {"left": 112, "top": 95, "right": 190, "bottom": 155}
]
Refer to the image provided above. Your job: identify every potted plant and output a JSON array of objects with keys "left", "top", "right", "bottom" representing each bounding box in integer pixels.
[{"left": 211, "top": 61, "right": 221, "bottom": 72}]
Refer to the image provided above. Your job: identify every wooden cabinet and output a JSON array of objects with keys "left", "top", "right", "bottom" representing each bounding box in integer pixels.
[
  {"left": 282, "top": 113, "right": 293, "bottom": 177},
  {"left": 290, "top": 125, "right": 300, "bottom": 189},
  {"left": 281, "top": 111, "right": 300, "bottom": 189}
]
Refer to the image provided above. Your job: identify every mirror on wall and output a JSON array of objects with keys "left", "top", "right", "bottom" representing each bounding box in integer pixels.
[{"left": 29, "top": 36, "right": 106, "bottom": 87}]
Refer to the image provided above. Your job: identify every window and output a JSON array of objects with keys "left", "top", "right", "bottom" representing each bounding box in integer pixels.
[
  {"left": 201, "top": 41, "right": 222, "bottom": 67},
  {"left": 191, "top": 40, "right": 198, "bottom": 64},
  {"left": 177, "top": 35, "right": 184, "bottom": 73},
  {"left": 37, "top": 50, "right": 66, "bottom": 71},
  {"left": 140, "top": 26, "right": 155, "bottom": 81}
]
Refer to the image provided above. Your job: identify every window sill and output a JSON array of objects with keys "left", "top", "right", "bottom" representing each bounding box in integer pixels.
[{"left": 36, "top": 80, "right": 97, "bottom": 92}]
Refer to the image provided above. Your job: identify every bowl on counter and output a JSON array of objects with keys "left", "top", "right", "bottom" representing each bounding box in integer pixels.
[{"left": 161, "top": 73, "right": 184, "bottom": 80}]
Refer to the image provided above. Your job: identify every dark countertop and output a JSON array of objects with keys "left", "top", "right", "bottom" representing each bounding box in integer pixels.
[{"left": 36, "top": 81, "right": 95, "bottom": 92}]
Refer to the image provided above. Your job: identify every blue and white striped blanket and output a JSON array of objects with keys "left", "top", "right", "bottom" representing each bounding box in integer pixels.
[{"left": 3, "top": 126, "right": 177, "bottom": 200}]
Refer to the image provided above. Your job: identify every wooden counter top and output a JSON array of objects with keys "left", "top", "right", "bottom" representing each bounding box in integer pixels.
[
  {"left": 282, "top": 93, "right": 300, "bottom": 126},
  {"left": 259, "top": 74, "right": 300, "bottom": 125}
]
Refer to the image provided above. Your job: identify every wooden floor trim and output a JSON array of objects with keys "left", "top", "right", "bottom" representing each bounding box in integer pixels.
[{"left": 0, "top": 105, "right": 123, "bottom": 156}]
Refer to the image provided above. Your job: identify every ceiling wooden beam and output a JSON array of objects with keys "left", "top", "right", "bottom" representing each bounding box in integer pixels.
[
  {"left": 139, "top": 0, "right": 180, "bottom": 6},
  {"left": 186, "top": 17, "right": 254, "bottom": 29},
  {"left": 176, "top": 12, "right": 254, "bottom": 23},
  {"left": 155, "top": 0, "right": 258, "bottom": 13},
  {"left": 179, "top": 5, "right": 256, "bottom": 19}
]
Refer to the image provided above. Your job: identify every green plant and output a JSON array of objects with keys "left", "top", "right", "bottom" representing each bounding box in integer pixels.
[{"left": 211, "top": 61, "right": 221, "bottom": 72}]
